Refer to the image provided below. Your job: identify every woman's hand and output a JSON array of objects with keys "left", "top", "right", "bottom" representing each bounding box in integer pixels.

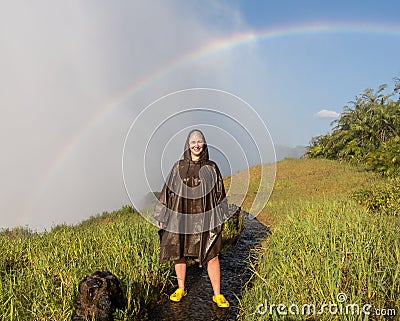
[{"left": 157, "top": 221, "right": 163, "bottom": 229}]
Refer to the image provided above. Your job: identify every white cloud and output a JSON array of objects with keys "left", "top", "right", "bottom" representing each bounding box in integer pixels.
[{"left": 314, "top": 109, "right": 340, "bottom": 119}]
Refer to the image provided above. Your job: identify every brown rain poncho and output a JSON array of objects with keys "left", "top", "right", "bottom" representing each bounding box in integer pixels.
[{"left": 153, "top": 130, "right": 228, "bottom": 266}]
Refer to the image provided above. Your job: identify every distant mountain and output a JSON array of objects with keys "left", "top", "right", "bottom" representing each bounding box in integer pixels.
[{"left": 274, "top": 145, "right": 306, "bottom": 161}]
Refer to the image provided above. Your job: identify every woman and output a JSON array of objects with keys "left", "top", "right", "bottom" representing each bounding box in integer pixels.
[{"left": 153, "top": 129, "right": 230, "bottom": 308}]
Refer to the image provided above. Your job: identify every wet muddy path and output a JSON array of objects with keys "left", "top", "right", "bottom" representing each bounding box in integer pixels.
[{"left": 145, "top": 212, "right": 270, "bottom": 321}]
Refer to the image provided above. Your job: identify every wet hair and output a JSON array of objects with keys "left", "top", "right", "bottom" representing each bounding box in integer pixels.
[
  {"left": 183, "top": 129, "right": 209, "bottom": 161},
  {"left": 188, "top": 130, "right": 204, "bottom": 142}
]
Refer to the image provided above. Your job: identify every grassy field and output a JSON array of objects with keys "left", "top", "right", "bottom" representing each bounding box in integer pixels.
[
  {"left": 236, "top": 158, "right": 399, "bottom": 320},
  {"left": 1, "top": 158, "right": 398, "bottom": 320},
  {"left": 0, "top": 205, "right": 242, "bottom": 320},
  {"left": 0, "top": 206, "right": 169, "bottom": 320}
]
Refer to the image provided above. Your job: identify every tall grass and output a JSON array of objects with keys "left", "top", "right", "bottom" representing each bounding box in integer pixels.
[
  {"left": 237, "top": 159, "right": 399, "bottom": 320},
  {"left": 0, "top": 204, "right": 242, "bottom": 320},
  {"left": 0, "top": 206, "right": 169, "bottom": 320}
]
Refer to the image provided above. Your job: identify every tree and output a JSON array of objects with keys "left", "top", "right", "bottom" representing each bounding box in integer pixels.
[{"left": 306, "top": 79, "right": 400, "bottom": 175}]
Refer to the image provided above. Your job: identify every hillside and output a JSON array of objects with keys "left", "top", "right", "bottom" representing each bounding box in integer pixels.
[
  {"left": 225, "top": 158, "right": 381, "bottom": 227},
  {"left": 1, "top": 159, "right": 398, "bottom": 320},
  {"left": 235, "top": 158, "right": 399, "bottom": 320}
]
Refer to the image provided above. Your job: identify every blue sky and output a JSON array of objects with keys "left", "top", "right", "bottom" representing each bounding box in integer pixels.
[
  {"left": 197, "top": 0, "right": 400, "bottom": 146},
  {"left": 1, "top": 0, "right": 399, "bottom": 229},
  {"left": 237, "top": 0, "right": 400, "bottom": 27}
]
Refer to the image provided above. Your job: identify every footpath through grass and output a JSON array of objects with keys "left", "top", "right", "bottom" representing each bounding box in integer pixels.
[{"left": 236, "top": 158, "right": 399, "bottom": 320}]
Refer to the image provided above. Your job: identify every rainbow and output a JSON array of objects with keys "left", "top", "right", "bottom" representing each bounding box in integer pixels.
[{"left": 23, "top": 22, "right": 400, "bottom": 225}]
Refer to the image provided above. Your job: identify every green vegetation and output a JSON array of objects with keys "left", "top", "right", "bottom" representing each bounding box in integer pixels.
[
  {"left": 236, "top": 79, "right": 400, "bottom": 319},
  {"left": 226, "top": 158, "right": 379, "bottom": 227},
  {"left": 0, "top": 205, "right": 242, "bottom": 320},
  {"left": 2, "top": 62, "right": 399, "bottom": 320},
  {"left": 353, "top": 176, "right": 400, "bottom": 217},
  {"left": 307, "top": 78, "right": 400, "bottom": 176},
  {"left": 238, "top": 159, "right": 399, "bottom": 320},
  {"left": 0, "top": 206, "right": 168, "bottom": 320}
]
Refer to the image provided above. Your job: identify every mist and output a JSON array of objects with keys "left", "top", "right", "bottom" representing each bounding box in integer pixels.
[
  {"left": 6, "top": 1, "right": 392, "bottom": 230},
  {"left": 1, "top": 1, "right": 265, "bottom": 230}
]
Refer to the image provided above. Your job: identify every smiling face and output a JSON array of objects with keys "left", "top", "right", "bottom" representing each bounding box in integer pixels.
[{"left": 188, "top": 131, "right": 204, "bottom": 161}]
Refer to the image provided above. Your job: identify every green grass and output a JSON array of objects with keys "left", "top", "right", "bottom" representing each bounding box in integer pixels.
[
  {"left": 3, "top": 158, "right": 398, "bottom": 320},
  {"left": 0, "top": 204, "right": 242, "bottom": 320},
  {"left": 0, "top": 206, "right": 169, "bottom": 320},
  {"left": 226, "top": 158, "right": 381, "bottom": 227},
  {"left": 236, "top": 159, "right": 399, "bottom": 320}
]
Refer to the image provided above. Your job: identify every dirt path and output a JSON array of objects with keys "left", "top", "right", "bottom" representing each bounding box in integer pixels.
[{"left": 144, "top": 213, "right": 270, "bottom": 321}]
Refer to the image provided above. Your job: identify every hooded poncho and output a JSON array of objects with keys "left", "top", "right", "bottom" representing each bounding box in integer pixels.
[{"left": 153, "top": 130, "right": 228, "bottom": 266}]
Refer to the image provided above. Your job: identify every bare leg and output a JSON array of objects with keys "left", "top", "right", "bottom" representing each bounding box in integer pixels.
[
  {"left": 207, "top": 256, "right": 221, "bottom": 295},
  {"left": 174, "top": 258, "right": 186, "bottom": 290}
]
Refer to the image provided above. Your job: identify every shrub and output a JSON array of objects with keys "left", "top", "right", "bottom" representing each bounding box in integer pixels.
[{"left": 352, "top": 177, "right": 400, "bottom": 216}]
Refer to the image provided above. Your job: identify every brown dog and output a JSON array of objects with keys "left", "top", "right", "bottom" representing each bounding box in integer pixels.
[{"left": 72, "top": 271, "right": 125, "bottom": 321}]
